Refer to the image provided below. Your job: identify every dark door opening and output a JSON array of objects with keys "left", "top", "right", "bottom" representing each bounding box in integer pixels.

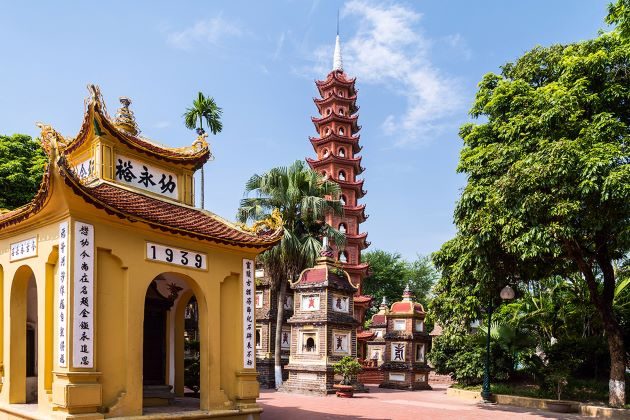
[{"left": 143, "top": 281, "right": 173, "bottom": 386}]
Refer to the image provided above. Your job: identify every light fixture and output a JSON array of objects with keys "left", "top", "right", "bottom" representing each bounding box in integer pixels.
[{"left": 500, "top": 285, "right": 515, "bottom": 301}]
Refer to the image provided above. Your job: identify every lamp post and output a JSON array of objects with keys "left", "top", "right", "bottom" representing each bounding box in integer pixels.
[{"left": 481, "top": 285, "right": 515, "bottom": 402}]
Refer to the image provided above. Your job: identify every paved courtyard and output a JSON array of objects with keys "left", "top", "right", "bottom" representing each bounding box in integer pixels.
[{"left": 259, "top": 385, "right": 583, "bottom": 420}]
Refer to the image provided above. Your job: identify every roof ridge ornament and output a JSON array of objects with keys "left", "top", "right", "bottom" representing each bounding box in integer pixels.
[
  {"left": 402, "top": 282, "right": 414, "bottom": 301},
  {"left": 114, "top": 97, "right": 140, "bottom": 136},
  {"left": 86, "top": 84, "right": 111, "bottom": 120},
  {"left": 36, "top": 122, "right": 67, "bottom": 156},
  {"left": 238, "top": 208, "right": 284, "bottom": 236}
]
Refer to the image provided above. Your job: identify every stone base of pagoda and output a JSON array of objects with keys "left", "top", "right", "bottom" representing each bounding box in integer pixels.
[
  {"left": 278, "top": 364, "right": 336, "bottom": 396},
  {"left": 379, "top": 368, "right": 432, "bottom": 391}
]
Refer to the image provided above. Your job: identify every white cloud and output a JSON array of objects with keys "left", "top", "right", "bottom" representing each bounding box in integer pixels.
[
  {"left": 315, "top": 1, "right": 464, "bottom": 147},
  {"left": 273, "top": 32, "right": 286, "bottom": 61},
  {"left": 166, "top": 15, "right": 242, "bottom": 50},
  {"left": 443, "top": 33, "right": 472, "bottom": 60},
  {"left": 154, "top": 120, "right": 171, "bottom": 129}
]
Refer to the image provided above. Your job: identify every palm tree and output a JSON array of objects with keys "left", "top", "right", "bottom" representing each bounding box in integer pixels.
[
  {"left": 183, "top": 92, "right": 223, "bottom": 209},
  {"left": 237, "top": 160, "right": 345, "bottom": 388}
]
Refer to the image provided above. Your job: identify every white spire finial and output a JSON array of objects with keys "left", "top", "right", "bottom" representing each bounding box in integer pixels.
[
  {"left": 332, "top": 10, "right": 343, "bottom": 72},
  {"left": 333, "top": 35, "right": 343, "bottom": 72}
]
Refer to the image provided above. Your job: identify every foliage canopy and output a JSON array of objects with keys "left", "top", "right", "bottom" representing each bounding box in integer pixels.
[
  {"left": 362, "top": 250, "right": 437, "bottom": 313},
  {"left": 431, "top": 28, "right": 629, "bottom": 406},
  {"left": 0, "top": 134, "right": 46, "bottom": 210}
]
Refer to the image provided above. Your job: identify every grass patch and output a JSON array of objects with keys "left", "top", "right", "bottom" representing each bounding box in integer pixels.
[{"left": 451, "top": 380, "right": 610, "bottom": 404}]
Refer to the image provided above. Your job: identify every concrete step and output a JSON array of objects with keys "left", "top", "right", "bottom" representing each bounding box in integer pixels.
[{"left": 143, "top": 385, "right": 175, "bottom": 407}]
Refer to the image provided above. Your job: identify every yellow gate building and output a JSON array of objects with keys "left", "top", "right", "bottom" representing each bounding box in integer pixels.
[{"left": 0, "top": 86, "right": 280, "bottom": 419}]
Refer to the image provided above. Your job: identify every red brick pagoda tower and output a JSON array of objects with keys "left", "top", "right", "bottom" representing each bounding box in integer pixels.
[{"left": 306, "top": 34, "right": 372, "bottom": 333}]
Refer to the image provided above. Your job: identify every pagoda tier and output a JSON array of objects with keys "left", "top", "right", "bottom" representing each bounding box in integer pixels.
[
  {"left": 309, "top": 133, "right": 362, "bottom": 154},
  {"left": 312, "top": 113, "right": 361, "bottom": 135},
  {"left": 346, "top": 232, "right": 370, "bottom": 250},
  {"left": 343, "top": 263, "right": 370, "bottom": 278},
  {"left": 315, "top": 71, "right": 357, "bottom": 97},
  {"left": 344, "top": 204, "right": 369, "bottom": 223},
  {"left": 314, "top": 93, "right": 359, "bottom": 115},
  {"left": 336, "top": 178, "right": 366, "bottom": 199},
  {"left": 306, "top": 154, "right": 364, "bottom": 175}
]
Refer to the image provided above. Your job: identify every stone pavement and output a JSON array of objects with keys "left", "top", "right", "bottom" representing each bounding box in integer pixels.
[{"left": 259, "top": 385, "right": 583, "bottom": 420}]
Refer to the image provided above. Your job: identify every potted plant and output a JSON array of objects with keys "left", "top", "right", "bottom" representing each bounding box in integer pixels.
[
  {"left": 332, "top": 356, "right": 362, "bottom": 398},
  {"left": 545, "top": 367, "right": 575, "bottom": 413}
]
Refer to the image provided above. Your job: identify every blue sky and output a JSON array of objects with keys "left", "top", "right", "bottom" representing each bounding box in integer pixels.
[{"left": 0, "top": 1, "right": 610, "bottom": 259}]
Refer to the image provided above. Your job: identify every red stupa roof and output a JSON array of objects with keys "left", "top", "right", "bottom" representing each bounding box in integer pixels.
[
  {"left": 309, "top": 133, "right": 362, "bottom": 154},
  {"left": 312, "top": 113, "right": 360, "bottom": 135},
  {"left": 315, "top": 70, "right": 357, "bottom": 97},
  {"left": 306, "top": 154, "right": 364, "bottom": 175},
  {"left": 314, "top": 93, "right": 359, "bottom": 115},
  {"left": 357, "top": 330, "right": 375, "bottom": 340},
  {"left": 371, "top": 314, "right": 387, "bottom": 328},
  {"left": 292, "top": 254, "right": 358, "bottom": 292}
]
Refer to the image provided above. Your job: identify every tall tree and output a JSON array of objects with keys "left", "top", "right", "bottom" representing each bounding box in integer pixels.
[
  {"left": 183, "top": 92, "right": 223, "bottom": 209},
  {"left": 237, "top": 160, "right": 344, "bottom": 387},
  {"left": 0, "top": 134, "right": 46, "bottom": 210},
  {"left": 362, "top": 250, "right": 437, "bottom": 312},
  {"left": 434, "top": 28, "right": 629, "bottom": 406},
  {"left": 607, "top": 0, "right": 630, "bottom": 39}
]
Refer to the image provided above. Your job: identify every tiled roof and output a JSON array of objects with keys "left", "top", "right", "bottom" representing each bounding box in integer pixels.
[
  {"left": 390, "top": 301, "right": 425, "bottom": 315},
  {"left": 306, "top": 154, "right": 364, "bottom": 175},
  {"left": 309, "top": 133, "right": 362, "bottom": 154},
  {"left": 300, "top": 268, "right": 328, "bottom": 284},
  {"left": 315, "top": 71, "right": 357, "bottom": 97},
  {"left": 60, "top": 161, "right": 281, "bottom": 249},
  {"left": 313, "top": 93, "right": 359, "bottom": 114},
  {"left": 370, "top": 314, "right": 387, "bottom": 327},
  {"left": 353, "top": 295, "right": 372, "bottom": 304},
  {"left": 292, "top": 256, "right": 358, "bottom": 292},
  {"left": 357, "top": 330, "right": 375, "bottom": 340},
  {"left": 61, "top": 88, "right": 210, "bottom": 170}
]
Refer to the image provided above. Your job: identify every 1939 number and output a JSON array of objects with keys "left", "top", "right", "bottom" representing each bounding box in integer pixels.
[{"left": 147, "top": 242, "right": 207, "bottom": 270}]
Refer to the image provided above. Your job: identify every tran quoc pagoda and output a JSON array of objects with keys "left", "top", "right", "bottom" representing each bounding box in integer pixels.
[
  {"left": 307, "top": 34, "right": 371, "bottom": 320},
  {"left": 255, "top": 32, "right": 374, "bottom": 389}
]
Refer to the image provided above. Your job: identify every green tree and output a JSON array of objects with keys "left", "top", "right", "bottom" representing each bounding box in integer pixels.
[
  {"left": 607, "top": 0, "right": 630, "bottom": 39},
  {"left": 0, "top": 134, "right": 46, "bottom": 210},
  {"left": 237, "top": 160, "right": 344, "bottom": 388},
  {"left": 183, "top": 92, "right": 223, "bottom": 210},
  {"left": 433, "top": 29, "right": 629, "bottom": 406},
  {"left": 362, "top": 250, "right": 437, "bottom": 313}
]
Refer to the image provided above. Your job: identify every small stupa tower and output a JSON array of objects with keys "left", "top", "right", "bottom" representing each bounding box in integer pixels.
[
  {"left": 281, "top": 240, "right": 360, "bottom": 395},
  {"left": 306, "top": 30, "right": 371, "bottom": 324},
  {"left": 380, "top": 285, "right": 432, "bottom": 390}
]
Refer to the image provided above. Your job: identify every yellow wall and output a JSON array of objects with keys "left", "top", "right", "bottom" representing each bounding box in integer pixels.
[{"left": 0, "top": 176, "right": 262, "bottom": 418}]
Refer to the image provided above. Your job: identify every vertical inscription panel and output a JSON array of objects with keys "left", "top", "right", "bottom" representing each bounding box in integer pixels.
[
  {"left": 73, "top": 222, "right": 94, "bottom": 368},
  {"left": 242, "top": 259, "right": 255, "bottom": 369},
  {"left": 58, "top": 223, "right": 69, "bottom": 367}
]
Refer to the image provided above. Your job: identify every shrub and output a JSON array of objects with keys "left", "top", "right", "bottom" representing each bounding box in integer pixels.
[{"left": 332, "top": 356, "right": 362, "bottom": 385}]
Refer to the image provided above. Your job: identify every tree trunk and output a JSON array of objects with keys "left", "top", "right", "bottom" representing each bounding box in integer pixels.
[
  {"left": 199, "top": 118, "right": 205, "bottom": 210},
  {"left": 201, "top": 165, "right": 205, "bottom": 209},
  {"left": 571, "top": 243, "right": 626, "bottom": 407},
  {"left": 605, "top": 322, "right": 626, "bottom": 407},
  {"left": 274, "top": 278, "right": 287, "bottom": 388}
]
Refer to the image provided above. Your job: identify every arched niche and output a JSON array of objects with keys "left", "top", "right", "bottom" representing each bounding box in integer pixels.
[
  {"left": 141, "top": 272, "right": 208, "bottom": 410},
  {"left": 9, "top": 265, "right": 38, "bottom": 404}
]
